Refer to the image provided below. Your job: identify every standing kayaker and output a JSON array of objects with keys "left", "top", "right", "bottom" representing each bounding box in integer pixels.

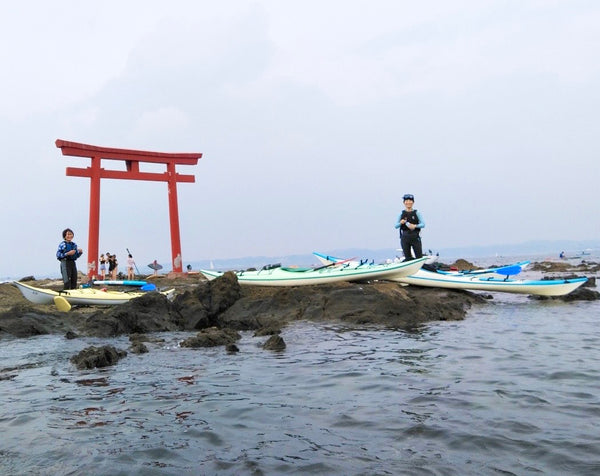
[
  {"left": 56, "top": 228, "right": 83, "bottom": 290},
  {"left": 395, "top": 193, "right": 425, "bottom": 260}
]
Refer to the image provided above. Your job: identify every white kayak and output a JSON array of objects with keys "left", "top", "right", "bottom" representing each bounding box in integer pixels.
[
  {"left": 199, "top": 257, "right": 427, "bottom": 287},
  {"left": 14, "top": 281, "right": 175, "bottom": 306},
  {"left": 313, "top": 252, "right": 530, "bottom": 276},
  {"left": 391, "top": 269, "right": 587, "bottom": 296},
  {"left": 312, "top": 253, "right": 585, "bottom": 296}
]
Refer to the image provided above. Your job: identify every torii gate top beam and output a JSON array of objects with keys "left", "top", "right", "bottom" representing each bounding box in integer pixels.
[{"left": 56, "top": 139, "right": 201, "bottom": 164}]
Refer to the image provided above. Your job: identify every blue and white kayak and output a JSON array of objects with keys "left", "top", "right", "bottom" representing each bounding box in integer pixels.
[
  {"left": 92, "top": 280, "right": 148, "bottom": 286},
  {"left": 312, "top": 252, "right": 585, "bottom": 296},
  {"left": 199, "top": 257, "right": 427, "bottom": 287},
  {"left": 391, "top": 270, "right": 587, "bottom": 296}
]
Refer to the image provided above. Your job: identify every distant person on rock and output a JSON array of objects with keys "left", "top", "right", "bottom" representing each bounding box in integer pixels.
[
  {"left": 127, "top": 254, "right": 136, "bottom": 280},
  {"left": 394, "top": 193, "right": 425, "bottom": 261},
  {"left": 99, "top": 253, "right": 107, "bottom": 280},
  {"left": 108, "top": 253, "right": 118, "bottom": 280},
  {"left": 56, "top": 228, "right": 83, "bottom": 290}
]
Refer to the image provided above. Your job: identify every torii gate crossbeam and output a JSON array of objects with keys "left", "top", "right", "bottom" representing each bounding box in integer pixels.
[{"left": 55, "top": 139, "right": 202, "bottom": 279}]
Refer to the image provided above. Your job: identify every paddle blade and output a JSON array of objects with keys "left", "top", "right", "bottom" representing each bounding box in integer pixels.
[
  {"left": 54, "top": 296, "right": 72, "bottom": 312},
  {"left": 493, "top": 265, "right": 523, "bottom": 276},
  {"left": 141, "top": 283, "right": 157, "bottom": 292}
]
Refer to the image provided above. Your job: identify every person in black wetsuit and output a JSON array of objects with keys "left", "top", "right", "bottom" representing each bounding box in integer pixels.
[{"left": 394, "top": 194, "right": 426, "bottom": 261}]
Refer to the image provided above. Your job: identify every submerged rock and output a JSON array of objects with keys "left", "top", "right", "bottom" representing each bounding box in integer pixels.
[
  {"left": 262, "top": 335, "right": 286, "bottom": 351},
  {"left": 180, "top": 327, "right": 241, "bottom": 348},
  {"left": 130, "top": 342, "right": 149, "bottom": 354},
  {"left": 531, "top": 286, "right": 600, "bottom": 302},
  {"left": 226, "top": 343, "right": 240, "bottom": 353},
  {"left": 70, "top": 345, "right": 127, "bottom": 370}
]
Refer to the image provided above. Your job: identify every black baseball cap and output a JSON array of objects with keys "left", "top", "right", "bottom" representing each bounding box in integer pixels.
[{"left": 403, "top": 194, "right": 415, "bottom": 201}]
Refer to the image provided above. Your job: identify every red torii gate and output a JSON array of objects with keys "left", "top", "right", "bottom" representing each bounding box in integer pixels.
[{"left": 55, "top": 139, "right": 202, "bottom": 279}]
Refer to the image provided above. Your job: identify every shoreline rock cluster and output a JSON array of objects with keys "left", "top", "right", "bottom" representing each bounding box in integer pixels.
[
  {"left": 0, "top": 272, "right": 491, "bottom": 338},
  {"left": 1, "top": 259, "right": 598, "bottom": 369}
]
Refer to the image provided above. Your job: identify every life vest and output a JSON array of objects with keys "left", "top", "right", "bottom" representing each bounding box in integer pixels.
[
  {"left": 400, "top": 210, "right": 420, "bottom": 235},
  {"left": 56, "top": 241, "right": 78, "bottom": 260}
]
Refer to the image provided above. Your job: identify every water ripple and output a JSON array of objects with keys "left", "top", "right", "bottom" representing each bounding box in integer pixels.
[{"left": 1, "top": 299, "right": 600, "bottom": 474}]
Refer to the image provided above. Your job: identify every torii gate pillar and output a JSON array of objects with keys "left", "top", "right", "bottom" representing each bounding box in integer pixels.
[{"left": 56, "top": 140, "right": 202, "bottom": 279}]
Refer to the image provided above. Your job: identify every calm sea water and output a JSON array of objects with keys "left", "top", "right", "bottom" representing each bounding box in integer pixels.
[{"left": 1, "top": 257, "right": 599, "bottom": 475}]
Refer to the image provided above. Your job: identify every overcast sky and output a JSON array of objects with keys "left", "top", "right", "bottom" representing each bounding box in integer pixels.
[{"left": 2, "top": 0, "right": 599, "bottom": 278}]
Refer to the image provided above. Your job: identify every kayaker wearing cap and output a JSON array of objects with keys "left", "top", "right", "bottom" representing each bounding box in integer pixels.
[{"left": 394, "top": 194, "right": 425, "bottom": 260}]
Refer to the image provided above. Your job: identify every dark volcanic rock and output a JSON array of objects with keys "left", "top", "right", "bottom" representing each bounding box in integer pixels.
[
  {"left": 217, "top": 281, "right": 486, "bottom": 330},
  {"left": 254, "top": 327, "right": 282, "bottom": 336},
  {"left": 0, "top": 304, "right": 82, "bottom": 338},
  {"left": 180, "top": 327, "right": 241, "bottom": 348},
  {"left": 81, "top": 292, "right": 183, "bottom": 337},
  {"left": 172, "top": 271, "right": 242, "bottom": 330},
  {"left": 130, "top": 342, "right": 149, "bottom": 354},
  {"left": 560, "top": 286, "right": 600, "bottom": 301},
  {"left": 449, "top": 259, "right": 477, "bottom": 271},
  {"left": 530, "top": 260, "right": 600, "bottom": 273},
  {"left": 70, "top": 345, "right": 127, "bottom": 370},
  {"left": 531, "top": 286, "right": 600, "bottom": 302},
  {"left": 0, "top": 311, "right": 52, "bottom": 338},
  {"left": 262, "top": 335, "right": 286, "bottom": 351},
  {"left": 0, "top": 273, "right": 491, "bottom": 339}
]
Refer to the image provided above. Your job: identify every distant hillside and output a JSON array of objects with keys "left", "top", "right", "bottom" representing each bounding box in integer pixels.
[
  {"left": 432, "top": 239, "right": 599, "bottom": 260},
  {"left": 13, "top": 239, "right": 596, "bottom": 279}
]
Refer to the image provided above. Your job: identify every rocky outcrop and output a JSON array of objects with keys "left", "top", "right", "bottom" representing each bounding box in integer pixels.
[
  {"left": 180, "top": 327, "right": 241, "bottom": 348},
  {"left": 1, "top": 261, "right": 597, "bottom": 343},
  {"left": 263, "top": 335, "right": 286, "bottom": 351},
  {"left": 529, "top": 260, "right": 600, "bottom": 273},
  {"left": 70, "top": 345, "right": 127, "bottom": 370},
  {"left": 217, "top": 281, "right": 486, "bottom": 330},
  {"left": 81, "top": 291, "right": 182, "bottom": 337},
  {"left": 531, "top": 285, "right": 600, "bottom": 302},
  {"left": 172, "top": 271, "right": 242, "bottom": 329}
]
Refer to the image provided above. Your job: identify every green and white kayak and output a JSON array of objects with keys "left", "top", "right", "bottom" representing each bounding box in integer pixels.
[{"left": 199, "top": 257, "right": 427, "bottom": 287}]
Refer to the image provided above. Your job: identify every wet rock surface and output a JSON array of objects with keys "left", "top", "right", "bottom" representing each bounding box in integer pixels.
[
  {"left": 180, "top": 327, "right": 241, "bottom": 348},
  {"left": 218, "top": 281, "right": 485, "bottom": 330},
  {"left": 0, "top": 277, "right": 484, "bottom": 339}
]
